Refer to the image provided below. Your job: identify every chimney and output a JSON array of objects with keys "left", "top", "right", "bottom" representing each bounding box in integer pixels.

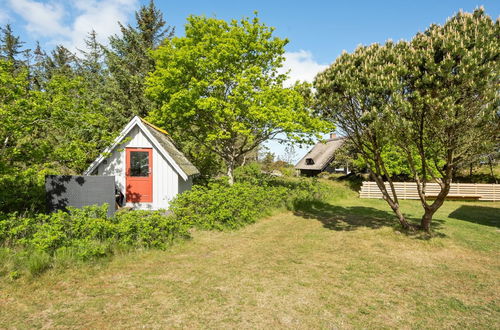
[{"left": 330, "top": 133, "right": 337, "bottom": 139}]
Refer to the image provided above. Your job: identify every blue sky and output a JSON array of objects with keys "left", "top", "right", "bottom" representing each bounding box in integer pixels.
[{"left": 1, "top": 0, "right": 499, "bottom": 162}]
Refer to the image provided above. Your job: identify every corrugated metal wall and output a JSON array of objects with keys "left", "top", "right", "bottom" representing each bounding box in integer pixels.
[
  {"left": 45, "top": 175, "right": 115, "bottom": 216},
  {"left": 359, "top": 181, "right": 500, "bottom": 201}
]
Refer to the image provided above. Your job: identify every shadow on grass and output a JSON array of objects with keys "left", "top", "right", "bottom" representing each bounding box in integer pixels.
[
  {"left": 448, "top": 205, "right": 499, "bottom": 228},
  {"left": 293, "top": 199, "right": 445, "bottom": 237}
]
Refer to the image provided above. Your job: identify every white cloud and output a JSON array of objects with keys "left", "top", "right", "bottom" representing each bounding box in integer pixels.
[
  {"left": 280, "top": 50, "right": 328, "bottom": 86},
  {"left": 8, "top": 0, "right": 138, "bottom": 51},
  {"left": 8, "top": 0, "right": 70, "bottom": 37},
  {"left": 68, "top": 0, "right": 137, "bottom": 50},
  {"left": 0, "top": 9, "right": 10, "bottom": 24}
]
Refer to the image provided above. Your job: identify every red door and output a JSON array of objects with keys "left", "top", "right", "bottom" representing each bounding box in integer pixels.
[{"left": 126, "top": 148, "right": 153, "bottom": 203}]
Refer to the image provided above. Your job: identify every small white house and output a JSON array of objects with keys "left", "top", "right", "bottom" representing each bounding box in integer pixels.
[{"left": 84, "top": 116, "right": 199, "bottom": 210}]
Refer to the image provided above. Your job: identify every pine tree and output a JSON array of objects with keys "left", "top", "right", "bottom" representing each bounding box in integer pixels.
[
  {"left": 78, "top": 30, "right": 108, "bottom": 94},
  {"left": 0, "top": 24, "right": 25, "bottom": 68},
  {"left": 44, "top": 45, "right": 78, "bottom": 77},
  {"left": 105, "top": 0, "right": 174, "bottom": 124},
  {"left": 31, "top": 42, "right": 48, "bottom": 90},
  {"left": 79, "top": 30, "right": 104, "bottom": 75}
]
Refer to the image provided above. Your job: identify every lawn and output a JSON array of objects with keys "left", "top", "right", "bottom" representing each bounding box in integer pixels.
[{"left": 1, "top": 180, "right": 499, "bottom": 328}]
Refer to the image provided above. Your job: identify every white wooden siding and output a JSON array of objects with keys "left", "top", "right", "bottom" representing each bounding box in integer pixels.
[{"left": 97, "top": 126, "right": 192, "bottom": 209}]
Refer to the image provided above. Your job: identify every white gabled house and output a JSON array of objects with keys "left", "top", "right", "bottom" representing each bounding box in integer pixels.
[{"left": 84, "top": 116, "right": 199, "bottom": 210}]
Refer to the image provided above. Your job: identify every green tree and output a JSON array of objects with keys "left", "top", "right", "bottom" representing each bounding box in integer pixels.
[
  {"left": 0, "top": 24, "right": 24, "bottom": 67},
  {"left": 315, "top": 9, "right": 499, "bottom": 232},
  {"left": 395, "top": 9, "right": 500, "bottom": 231},
  {"left": 0, "top": 57, "right": 115, "bottom": 211},
  {"left": 261, "top": 152, "right": 276, "bottom": 171},
  {"left": 79, "top": 30, "right": 105, "bottom": 77},
  {"left": 0, "top": 59, "right": 32, "bottom": 168},
  {"left": 315, "top": 42, "right": 413, "bottom": 229},
  {"left": 147, "top": 14, "right": 330, "bottom": 184},
  {"left": 105, "top": 0, "right": 174, "bottom": 125},
  {"left": 30, "top": 42, "right": 49, "bottom": 90},
  {"left": 43, "top": 45, "right": 79, "bottom": 79}
]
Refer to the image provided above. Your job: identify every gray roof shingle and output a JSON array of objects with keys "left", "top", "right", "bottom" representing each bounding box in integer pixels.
[
  {"left": 140, "top": 118, "right": 200, "bottom": 177},
  {"left": 295, "top": 137, "right": 346, "bottom": 171}
]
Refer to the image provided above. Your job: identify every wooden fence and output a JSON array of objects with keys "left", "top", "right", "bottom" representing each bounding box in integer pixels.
[{"left": 359, "top": 181, "right": 500, "bottom": 201}]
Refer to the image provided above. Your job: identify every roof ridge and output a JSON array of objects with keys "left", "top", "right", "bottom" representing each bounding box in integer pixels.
[{"left": 140, "top": 117, "right": 170, "bottom": 136}]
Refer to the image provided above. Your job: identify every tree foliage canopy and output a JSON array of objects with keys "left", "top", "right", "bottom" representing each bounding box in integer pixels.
[
  {"left": 147, "top": 14, "right": 330, "bottom": 183},
  {"left": 315, "top": 8, "right": 499, "bottom": 232}
]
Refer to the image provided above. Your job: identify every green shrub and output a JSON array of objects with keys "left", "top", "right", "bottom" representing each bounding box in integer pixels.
[
  {"left": 169, "top": 181, "right": 287, "bottom": 230},
  {"left": 0, "top": 205, "right": 191, "bottom": 277},
  {"left": 233, "top": 162, "right": 265, "bottom": 184},
  {"left": 0, "top": 168, "right": 47, "bottom": 213},
  {"left": 0, "top": 169, "right": 331, "bottom": 278},
  {"left": 66, "top": 239, "right": 114, "bottom": 260},
  {"left": 280, "top": 167, "right": 296, "bottom": 177},
  {"left": 114, "top": 210, "right": 190, "bottom": 248},
  {"left": 170, "top": 174, "right": 331, "bottom": 230},
  {"left": 27, "top": 250, "right": 51, "bottom": 276}
]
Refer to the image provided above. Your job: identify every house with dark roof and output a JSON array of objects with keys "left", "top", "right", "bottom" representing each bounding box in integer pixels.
[
  {"left": 295, "top": 134, "right": 349, "bottom": 176},
  {"left": 84, "top": 116, "right": 199, "bottom": 210}
]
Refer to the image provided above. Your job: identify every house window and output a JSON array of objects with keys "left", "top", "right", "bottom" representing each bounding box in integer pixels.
[
  {"left": 306, "top": 158, "right": 314, "bottom": 165},
  {"left": 130, "top": 151, "right": 150, "bottom": 177}
]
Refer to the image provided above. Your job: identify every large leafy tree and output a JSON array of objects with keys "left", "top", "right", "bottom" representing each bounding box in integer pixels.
[
  {"left": 396, "top": 9, "right": 499, "bottom": 231},
  {"left": 0, "top": 47, "right": 114, "bottom": 212},
  {"left": 315, "top": 9, "right": 499, "bottom": 232},
  {"left": 316, "top": 42, "right": 414, "bottom": 229},
  {"left": 147, "top": 15, "right": 329, "bottom": 183},
  {"left": 0, "top": 68, "right": 114, "bottom": 211}
]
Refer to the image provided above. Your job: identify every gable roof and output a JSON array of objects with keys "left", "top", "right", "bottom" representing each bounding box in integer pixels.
[
  {"left": 295, "top": 137, "right": 346, "bottom": 171},
  {"left": 140, "top": 119, "right": 199, "bottom": 177},
  {"left": 84, "top": 116, "right": 199, "bottom": 180}
]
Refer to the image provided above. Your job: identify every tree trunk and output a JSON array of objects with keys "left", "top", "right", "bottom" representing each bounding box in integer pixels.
[
  {"left": 488, "top": 156, "right": 497, "bottom": 184},
  {"left": 227, "top": 163, "right": 234, "bottom": 185},
  {"left": 420, "top": 208, "right": 436, "bottom": 233},
  {"left": 420, "top": 179, "right": 451, "bottom": 233},
  {"left": 391, "top": 201, "right": 412, "bottom": 230},
  {"left": 369, "top": 170, "right": 412, "bottom": 230}
]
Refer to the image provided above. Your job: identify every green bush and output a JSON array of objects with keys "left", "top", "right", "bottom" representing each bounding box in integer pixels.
[
  {"left": 0, "top": 168, "right": 48, "bottom": 213},
  {"left": 170, "top": 169, "right": 331, "bottom": 230},
  {"left": 170, "top": 181, "right": 289, "bottom": 230},
  {"left": 280, "top": 167, "right": 296, "bottom": 177},
  {"left": 233, "top": 162, "right": 265, "bottom": 184},
  {"left": 0, "top": 205, "right": 191, "bottom": 277},
  {"left": 0, "top": 166, "right": 330, "bottom": 278},
  {"left": 114, "top": 210, "right": 190, "bottom": 249},
  {"left": 27, "top": 250, "right": 52, "bottom": 276}
]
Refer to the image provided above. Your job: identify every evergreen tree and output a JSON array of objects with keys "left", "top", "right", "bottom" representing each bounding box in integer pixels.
[
  {"left": 78, "top": 31, "right": 108, "bottom": 98},
  {"left": 31, "top": 42, "right": 48, "bottom": 90},
  {"left": 44, "top": 45, "right": 79, "bottom": 78},
  {"left": 0, "top": 24, "right": 25, "bottom": 69},
  {"left": 105, "top": 0, "right": 174, "bottom": 125},
  {"left": 79, "top": 30, "right": 105, "bottom": 76}
]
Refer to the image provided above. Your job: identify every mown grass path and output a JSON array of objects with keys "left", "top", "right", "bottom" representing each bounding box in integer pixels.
[{"left": 1, "top": 182, "right": 499, "bottom": 328}]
